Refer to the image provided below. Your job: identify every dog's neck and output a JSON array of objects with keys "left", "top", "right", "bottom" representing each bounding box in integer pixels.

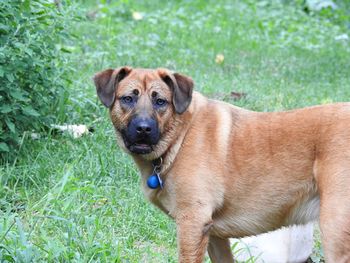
[{"left": 132, "top": 116, "right": 190, "bottom": 181}]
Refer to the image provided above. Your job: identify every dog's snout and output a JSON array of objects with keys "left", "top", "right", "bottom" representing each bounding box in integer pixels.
[
  {"left": 125, "top": 116, "right": 160, "bottom": 148},
  {"left": 136, "top": 121, "right": 152, "bottom": 134}
]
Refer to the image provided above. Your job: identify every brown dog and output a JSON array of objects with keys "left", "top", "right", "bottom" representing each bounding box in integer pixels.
[{"left": 93, "top": 67, "right": 350, "bottom": 263}]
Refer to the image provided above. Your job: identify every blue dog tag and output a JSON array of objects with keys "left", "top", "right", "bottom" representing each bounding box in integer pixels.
[{"left": 147, "top": 173, "right": 163, "bottom": 189}]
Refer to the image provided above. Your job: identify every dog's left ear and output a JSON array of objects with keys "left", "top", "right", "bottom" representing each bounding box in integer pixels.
[
  {"left": 93, "top": 66, "right": 132, "bottom": 108},
  {"left": 158, "top": 69, "right": 194, "bottom": 114}
]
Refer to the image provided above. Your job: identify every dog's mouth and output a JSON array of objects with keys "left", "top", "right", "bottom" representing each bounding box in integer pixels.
[
  {"left": 121, "top": 132, "right": 154, "bottom": 154},
  {"left": 129, "top": 141, "right": 153, "bottom": 154}
]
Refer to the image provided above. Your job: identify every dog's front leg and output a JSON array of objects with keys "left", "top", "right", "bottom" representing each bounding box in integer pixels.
[{"left": 176, "top": 209, "right": 212, "bottom": 263}]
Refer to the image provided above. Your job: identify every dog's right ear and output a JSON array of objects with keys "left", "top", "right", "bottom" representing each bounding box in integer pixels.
[{"left": 93, "top": 66, "right": 132, "bottom": 108}]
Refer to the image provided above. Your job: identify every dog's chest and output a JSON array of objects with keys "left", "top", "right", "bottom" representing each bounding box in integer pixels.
[{"left": 142, "top": 177, "right": 176, "bottom": 218}]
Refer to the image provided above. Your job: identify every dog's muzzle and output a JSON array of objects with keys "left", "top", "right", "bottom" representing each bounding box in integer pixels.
[{"left": 122, "top": 116, "right": 160, "bottom": 154}]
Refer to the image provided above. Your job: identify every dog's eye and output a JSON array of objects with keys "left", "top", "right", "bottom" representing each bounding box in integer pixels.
[
  {"left": 155, "top": 98, "right": 167, "bottom": 106},
  {"left": 121, "top": 96, "right": 133, "bottom": 104}
]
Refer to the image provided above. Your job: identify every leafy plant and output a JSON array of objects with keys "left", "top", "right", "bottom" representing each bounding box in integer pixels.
[{"left": 0, "top": 0, "right": 77, "bottom": 160}]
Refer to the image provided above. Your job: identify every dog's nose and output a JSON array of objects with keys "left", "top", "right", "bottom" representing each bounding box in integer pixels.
[
  {"left": 136, "top": 121, "right": 152, "bottom": 134},
  {"left": 126, "top": 116, "right": 160, "bottom": 147},
  {"left": 129, "top": 116, "right": 157, "bottom": 138}
]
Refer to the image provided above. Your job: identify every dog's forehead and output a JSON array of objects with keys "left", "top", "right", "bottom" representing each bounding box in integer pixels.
[
  {"left": 130, "top": 69, "right": 161, "bottom": 83},
  {"left": 121, "top": 68, "right": 168, "bottom": 93}
]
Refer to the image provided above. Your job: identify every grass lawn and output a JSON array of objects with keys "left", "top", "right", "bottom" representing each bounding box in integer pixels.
[{"left": 1, "top": 0, "right": 349, "bottom": 261}]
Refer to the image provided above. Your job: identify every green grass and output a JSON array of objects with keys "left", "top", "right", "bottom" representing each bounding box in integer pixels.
[{"left": 1, "top": 0, "right": 349, "bottom": 261}]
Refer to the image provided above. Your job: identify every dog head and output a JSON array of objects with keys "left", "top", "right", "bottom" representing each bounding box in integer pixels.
[{"left": 93, "top": 67, "right": 193, "bottom": 157}]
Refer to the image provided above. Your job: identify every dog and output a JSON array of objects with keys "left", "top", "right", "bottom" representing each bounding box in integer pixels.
[{"left": 93, "top": 67, "right": 350, "bottom": 263}]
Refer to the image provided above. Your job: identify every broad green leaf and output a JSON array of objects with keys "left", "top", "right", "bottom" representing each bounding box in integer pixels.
[
  {"left": 0, "top": 104, "right": 12, "bottom": 113},
  {"left": 9, "top": 90, "right": 26, "bottom": 101},
  {"left": 23, "top": 106, "right": 40, "bottom": 117},
  {"left": 6, "top": 73, "right": 14, "bottom": 82},
  {"left": 5, "top": 118, "right": 15, "bottom": 133},
  {"left": 0, "top": 24, "right": 10, "bottom": 34},
  {"left": 0, "top": 142, "right": 9, "bottom": 152},
  {"left": 24, "top": 47, "right": 33, "bottom": 57}
]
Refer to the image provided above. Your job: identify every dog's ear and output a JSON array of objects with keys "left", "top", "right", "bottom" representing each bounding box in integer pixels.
[
  {"left": 158, "top": 69, "right": 194, "bottom": 114},
  {"left": 93, "top": 66, "right": 132, "bottom": 107}
]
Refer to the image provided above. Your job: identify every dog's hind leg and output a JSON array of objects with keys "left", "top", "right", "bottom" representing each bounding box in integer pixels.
[
  {"left": 208, "top": 235, "right": 234, "bottom": 263},
  {"left": 317, "top": 164, "right": 350, "bottom": 263}
]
